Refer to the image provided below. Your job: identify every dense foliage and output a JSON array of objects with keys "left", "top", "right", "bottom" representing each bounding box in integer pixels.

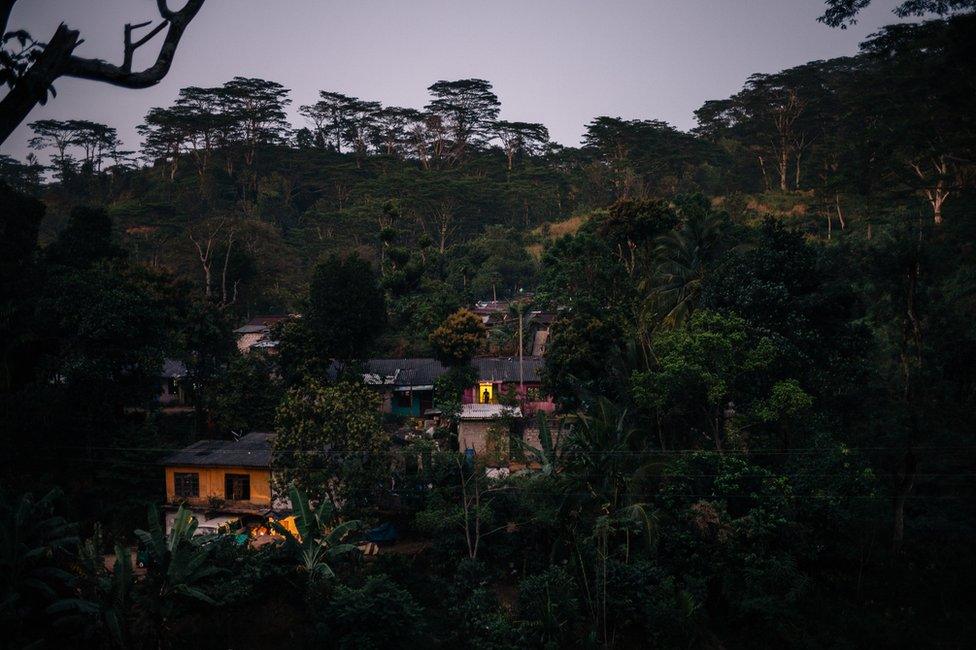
[{"left": 1, "top": 8, "right": 975, "bottom": 649}]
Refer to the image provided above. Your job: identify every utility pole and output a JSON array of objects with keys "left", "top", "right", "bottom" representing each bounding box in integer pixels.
[{"left": 518, "top": 303, "right": 524, "bottom": 395}]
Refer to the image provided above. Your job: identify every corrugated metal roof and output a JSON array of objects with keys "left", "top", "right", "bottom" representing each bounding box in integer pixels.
[
  {"left": 361, "top": 357, "right": 545, "bottom": 386},
  {"left": 472, "top": 356, "right": 544, "bottom": 383},
  {"left": 460, "top": 404, "right": 522, "bottom": 420},
  {"left": 363, "top": 358, "right": 448, "bottom": 387},
  {"left": 234, "top": 324, "right": 268, "bottom": 334},
  {"left": 161, "top": 432, "right": 275, "bottom": 468}
]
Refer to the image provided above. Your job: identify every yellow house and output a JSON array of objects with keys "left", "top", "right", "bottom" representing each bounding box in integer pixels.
[{"left": 161, "top": 432, "right": 278, "bottom": 533}]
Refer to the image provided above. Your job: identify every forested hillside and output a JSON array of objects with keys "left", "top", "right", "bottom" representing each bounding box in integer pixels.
[
  {"left": 2, "top": 7, "right": 975, "bottom": 649},
  {"left": 5, "top": 14, "right": 972, "bottom": 338}
]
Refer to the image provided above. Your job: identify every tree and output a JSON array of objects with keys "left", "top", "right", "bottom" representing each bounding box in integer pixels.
[
  {"left": 27, "top": 118, "right": 78, "bottom": 180},
  {"left": 68, "top": 119, "right": 120, "bottom": 173},
  {"left": 299, "top": 91, "right": 359, "bottom": 153},
  {"left": 425, "top": 79, "right": 501, "bottom": 161},
  {"left": 208, "top": 353, "right": 282, "bottom": 434},
  {"left": 429, "top": 308, "right": 486, "bottom": 367},
  {"left": 819, "top": 0, "right": 975, "bottom": 28},
  {"left": 172, "top": 85, "right": 229, "bottom": 180},
  {"left": 304, "top": 253, "right": 387, "bottom": 362},
  {"left": 0, "top": 182, "right": 43, "bottom": 393},
  {"left": 186, "top": 217, "right": 249, "bottom": 308},
  {"left": 138, "top": 106, "right": 189, "bottom": 180},
  {"left": 344, "top": 99, "right": 381, "bottom": 161},
  {"left": 0, "top": 0, "right": 207, "bottom": 144},
  {"left": 217, "top": 77, "right": 291, "bottom": 167},
  {"left": 273, "top": 380, "right": 387, "bottom": 505},
  {"left": 542, "top": 307, "right": 627, "bottom": 408},
  {"left": 322, "top": 575, "right": 427, "bottom": 648},
  {"left": 494, "top": 120, "right": 549, "bottom": 170},
  {"left": 45, "top": 205, "right": 125, "bottom": 269},
  {"left": 647, "top": 201, "right": 730, "bottom": 328},
  {"left": 371, "top": 106, "right": 421, "bottom": 157}
]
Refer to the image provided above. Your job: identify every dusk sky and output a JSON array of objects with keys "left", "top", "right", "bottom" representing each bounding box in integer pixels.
[{"left": 1, "top": 0, "right": 909, "bottom": 164}]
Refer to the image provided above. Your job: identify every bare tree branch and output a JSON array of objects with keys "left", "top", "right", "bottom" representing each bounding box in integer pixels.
[
  {"left": 121, "top": 20, "right": 166, "bottom": 73},
  {"left": 0, "top": 23, "right": 81, "bottom": 144},
  {"left": 0, "top": 0, "right": 205, "bottom": 144},
  {"left": 64, "top": 0, "right": 205, "bottom": 89}
]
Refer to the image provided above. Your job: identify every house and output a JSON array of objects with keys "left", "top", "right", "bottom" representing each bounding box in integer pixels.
[
  {"left": 360, "top": 355, "right": 555, "bottom": 418},
  {"left": 160, "top": 432, "right": 282, "bottom": 534},
  {"left": 464, "top": 356, "right": 554, "bottom": 416},
  {"left": 363, "top": 358, "right": 447, "bottom": 417},
  {"left": 234, "top": 315, "right": 291, "bottom": 354},
  {"left": 458, "top": 403, "right": 522, "bottom": 462},
  {"left": 527, "top": 310, "right": 557, "bottom": 356},
  {"left": 159, "top": 358, "right": 188, "bottom": 407}
]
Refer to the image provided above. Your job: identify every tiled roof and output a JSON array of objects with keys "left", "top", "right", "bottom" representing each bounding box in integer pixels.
[{"left": 161, "top": 432, "right": 274, "bottom": 468}]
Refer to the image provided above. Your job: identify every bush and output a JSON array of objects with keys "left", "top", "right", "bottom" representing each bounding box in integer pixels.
[
  {"left": 516, "top": 566, "right": 580, "bottom": 648},
  {"left": 319, "top": 574, "right": 427, "bottom": 649}
]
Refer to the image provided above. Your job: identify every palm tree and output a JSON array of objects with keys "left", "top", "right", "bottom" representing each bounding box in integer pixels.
[
  {"left": 564, "top": 397, "right": 637, "bottom": 509},
  {"left": 645, "top": 209, "right": 730, "bottom": 329}
]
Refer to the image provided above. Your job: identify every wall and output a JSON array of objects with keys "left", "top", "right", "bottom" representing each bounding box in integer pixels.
[
  {"left": 462, "top": 381, "right": 548, "bottom": 406},
  {"left": 164, "top": 465, "right": 272, "bottom": 511},
  {"left": 458, "top": 420, "right": 509, "bottom": 465}
]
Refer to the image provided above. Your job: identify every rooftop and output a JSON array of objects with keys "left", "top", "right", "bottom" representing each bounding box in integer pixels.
[
  {"left": 460, "top": 403, "right": 523, "bottom": 420},
  {"left": 472, "top": 356, "right": 544, "bottom": 383},
  {"left": 363, "top": 358, "right": 448, "bottom": 387},
  {"left": 361, "top": 356, "right": 545, "bottom": 386},
  {"left": 234, "top": 315, "right": 291, "bottom": 334},
  {"left": 161, "top": 358, "right": 187, "bottom": 378},
  {"left": 161, "top": 432, "right": 275, "bottom": 469}
]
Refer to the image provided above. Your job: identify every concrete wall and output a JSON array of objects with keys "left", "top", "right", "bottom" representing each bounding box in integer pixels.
[
  {"left": 164, "top": 465, "right": 272, "bottom": 510},
  {"left": 458, "top": 420, "right": 509, "bottom": 465}
]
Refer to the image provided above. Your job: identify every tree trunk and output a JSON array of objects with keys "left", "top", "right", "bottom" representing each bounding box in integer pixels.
[
  {"left": 757, "top": 155, "right": 770, "bottom": 192},
  {"left": 0, "top": 25, "right": 80, "bottom": 144},
  {"left": 892, "top": 450, "right": 916, "bottom": 554},
  {"left": 778, "top": 147, "right": 789, "bottom": 191}
]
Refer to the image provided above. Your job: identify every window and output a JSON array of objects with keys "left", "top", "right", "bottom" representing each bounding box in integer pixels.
[
  {"left": 394, "top": 393, "right": 412, "bottom": 409},
  {"left": 225, "top": 473, "right": 251, "bottom": 501},
  {"left": 174, "top": 472, "right": 199, "bottom": 498}
]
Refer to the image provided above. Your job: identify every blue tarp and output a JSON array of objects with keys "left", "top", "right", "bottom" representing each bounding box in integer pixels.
[{"left": 365, "top": 522, "right": 398, "bottom": 543}]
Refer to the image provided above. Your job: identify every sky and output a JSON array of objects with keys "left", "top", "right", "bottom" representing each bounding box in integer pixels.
[{"left": 1, "top": 0, "right": 910, "bottom": 164}]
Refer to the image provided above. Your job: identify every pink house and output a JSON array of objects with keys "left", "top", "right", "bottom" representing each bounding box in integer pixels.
[{"left": 462, "top": 356, "right": 555, "bottom": 416}]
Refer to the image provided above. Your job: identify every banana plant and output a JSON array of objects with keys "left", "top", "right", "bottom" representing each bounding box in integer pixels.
[
  {"left": 133, "top": 505, "right": 225, "bottom": 642},
  {"left": 513, "top": 411, "right": 564, "bottom": 476},
  {"left": 49, "top": 529, "right": 132, "bottom": 648},
  {"left": 270, "top": 486, "right": 362, "bottom": 582},
  {"left": 0, "top": 490, "right": 78, "bottom": 646}
]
